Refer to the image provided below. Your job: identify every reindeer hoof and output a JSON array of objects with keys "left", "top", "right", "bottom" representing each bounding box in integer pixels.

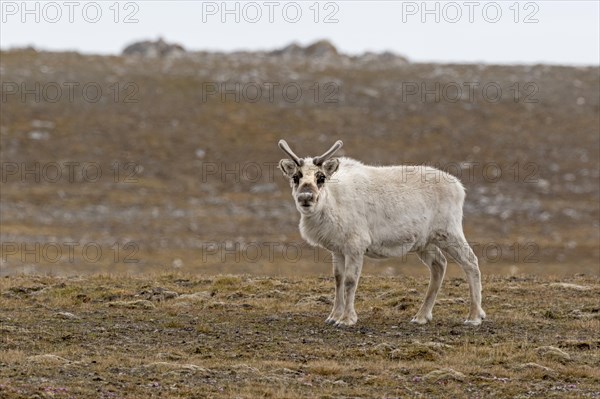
[
  {"left": 464, "top": 309, "right": 486, "bottom": 325},
  {"left": 334, "top": 320, "right": 355, "bottom": 327},
  {"left": 334, "top": 315, "right": 357, "bottom": 327},
  {"left": 410, "top": 313, "right": 432, "bottom": 325}
]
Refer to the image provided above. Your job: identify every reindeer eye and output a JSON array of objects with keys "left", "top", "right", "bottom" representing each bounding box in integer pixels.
[
  {"left": 316, "top": 174, "right": 326, "bottom": 185},
  {"left": 292, "top": 174, "right": 301, "bottom": 185}
]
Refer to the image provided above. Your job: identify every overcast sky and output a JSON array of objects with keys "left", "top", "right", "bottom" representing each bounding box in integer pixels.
[{"left": 1, "top": 1, "right": 599, "bottom": 65}]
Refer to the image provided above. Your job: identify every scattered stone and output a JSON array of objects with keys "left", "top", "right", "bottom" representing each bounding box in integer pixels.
[
  {"left": 195, "top": 148, "right": 206, "bottom": 159},
  {"left": 437, "top": 298, "right": 466, "bottom": 304},
  {"left": 28, "top": 131, "right": 49, "bottom": 140},
  {"left": 27, "top": 354, "right": 70, "bottom": 364},
  {"left": 279, "top": 367, "right": 301, "bottom": 376},
  {"left": 250, "top": 183, "right": 278, "bottom": 193},
  {"left": 144, "top": 362, "right": 208, "bottom": 372},
  {"left": 231, "top": 364, "right": 260, "bottom": 374},
  {"left": 549, "top": 283, "right": 591, "bottom": 291},
  {"left": 206, "top": 301, "right": 229, "bottom": 309},
  {"left": 163, "top": 291, "right": 179, "bottom": 299},
  {"left": 56, "top": 311, "right": 79, "bottom": 320},
  {"left": 30, "top": 120, "right": 55, "bottom": 129},
  {"left": 423, "top": 341, "right": 452, "bottom": 350},
  {"left": 367, "top": 342, "right": 395, "bottom": 356},
  {"left": 536, "top": 346, "right": 571, "bottom": 363},
  {"left": 107, "top": 300, "right": 156, "bottom": 309},
  {"left": 156, "top": 352, "right": 184, "bottom": 361},
  {"left": 356, "top": 87, "right": 380, "bottom": 98},
  {"left": 176, "top": 291, "right": 212, "bottom": 302},
  {"left": 516, "top": 362, "right": 555, "bottom": 373},
  {"left": 423, "top": 368, "right": 466, "bottom": 382},
  {"left": 139, "top": 287, "right": 179, "bottom": 301},
  {"left": 296, "top": 295, "right": 332, "bottom": 306}
]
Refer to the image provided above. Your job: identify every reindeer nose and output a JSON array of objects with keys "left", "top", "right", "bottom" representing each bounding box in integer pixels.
[{"left": 297, "top": 192, "right": 314, "bottom": 205}]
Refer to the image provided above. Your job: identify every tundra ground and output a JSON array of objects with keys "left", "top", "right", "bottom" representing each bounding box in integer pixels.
[
  {"left": 1, "top": 273, "right": 599, "bottom": 398},
  {"left": 1, "top": 50, "right": 599, "bottom": 277}
]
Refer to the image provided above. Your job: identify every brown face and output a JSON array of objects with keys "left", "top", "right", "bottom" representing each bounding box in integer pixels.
[{"left": 279, "top": 158, "right": 339, "bottom": 213}]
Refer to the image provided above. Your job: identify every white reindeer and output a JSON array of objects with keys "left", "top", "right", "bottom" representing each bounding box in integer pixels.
[{"left": 278, "top": 139, "right": 485, "bottom": 327}]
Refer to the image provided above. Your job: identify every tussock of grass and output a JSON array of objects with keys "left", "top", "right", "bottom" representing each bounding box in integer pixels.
[
  {"left": 212, "top": 275, "right": 243, "bottom": 290},
  {"left": 305, "top": 360, "right": 344, "bottom": 376}
]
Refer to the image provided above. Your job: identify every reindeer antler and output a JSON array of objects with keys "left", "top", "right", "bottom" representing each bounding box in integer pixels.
[
  {"left": 278, "top": 140, "right": 304, "bottom": 166},
  {"left": 313, "top": 140, "right": 343, "bottom": 166}
]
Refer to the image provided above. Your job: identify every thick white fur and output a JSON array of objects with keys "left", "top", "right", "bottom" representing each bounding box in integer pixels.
[{"left": 283, "top": 156, "right": 485, "bottom": 327}]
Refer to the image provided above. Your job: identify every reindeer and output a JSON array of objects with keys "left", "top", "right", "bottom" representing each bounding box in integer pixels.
[{"left": 278, "top": 139, "right": 485, "bottom": 327}]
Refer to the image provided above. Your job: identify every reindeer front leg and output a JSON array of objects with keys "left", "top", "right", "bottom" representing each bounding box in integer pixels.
[
  {"left": 326, "top": 252, "right": 346, "bottom": 324},
  {"left": 335, "top": 253, "right": 363, "bottom": 327}
]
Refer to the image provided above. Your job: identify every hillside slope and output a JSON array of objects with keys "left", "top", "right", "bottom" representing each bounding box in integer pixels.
[{"left": 1, "top": 48, "right": 598, "bottom": 275}]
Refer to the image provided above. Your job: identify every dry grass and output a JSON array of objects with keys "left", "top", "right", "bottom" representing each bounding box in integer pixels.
[{"left": 1, "top": 272, "right": 599, "bottom": 398}]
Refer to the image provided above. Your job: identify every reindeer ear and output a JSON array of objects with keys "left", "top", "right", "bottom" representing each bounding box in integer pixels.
[
  {"left": 322, "top": 158, "right": 339, "bottom": 177},
  {"left": 278, "top": 159, "right": 297, "bottom": 177}
]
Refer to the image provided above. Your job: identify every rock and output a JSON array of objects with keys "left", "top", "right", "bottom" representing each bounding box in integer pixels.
[
  {"left": 270, "top": 40, "right": 338, "bottom": 58},
  {"left": 28, "top": 131, "right": 49, "bottom": 140},
  {"left": 423, "top": 341, "right": 452, "bottom": 350},
  {"left": 230, "top": 364, "right": 259, "bottom": 374},
  {"left": 367, "top": 342, "right": 395, "bottom": 356},
  {"left": 30, "top": 120, "right": 55, "bottom": 129},
  {"left": 206, "top": 301, "right": 229, "bottom": 309},
  {"left": 271, "top": 42, "right": 303, "bottom": 57},
  {"left": 535, "top": 178, "right": 550, "bottom": 193},
  {"left": 156, "top": 352, "right": 184, "bottom": 361},
  {"left": 250, "top": 183, "right": 278, "bottom": 193},
  {"left": 357, "top": 87, "right": 380, "bottom": 98},
  {"left": 107, "top": 300, "right": 156, "bottom": 309},
  {"left": 139, "top": 287, "right": 179, "bottom": 301},
  {"left": 516, "top": 362, "right": 555, "bottom": 373},
  {"left": 27, "top": 354, "right": 70, "bottom": 364},
  {"left": 549, "top": 283, "right": 591, "bottom": 291},
  {"left": 423, "top": 368, "right": 466, "bottom": 382},
  {"left": 278, "top": 367, "right": 301, "bottom": 376},
  {"left": 437, "top": 297, "right": 466, "bottom": 304},
  {"left": 122, "top": 38, "right": 186, "bottom": 58},
  {"left": 195, "top": 149, "right": 206, "bottom": 159},
  {"left": 176, "top": 291, "right": 212, "bottom": 302},
  {"left": 144, "top": 362, "right": 208, "bottom": 373},
  {"left": 296, "top": 295, "right": 332, "bottom": 306},
  {"left": 355, "top": 51, "right": 409, "bottom": 67},
  {"left": 163, "top": 291, "right": 179, "bottom": 299},
  {"left": 305, "top": 40, "right": 338, "bottom": 57},
  {"left": 536, "top": 346, "right": 571, "bottom": 363},
  {"left": 56, "top": 311, "right": 79, "bottom": 320}
]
